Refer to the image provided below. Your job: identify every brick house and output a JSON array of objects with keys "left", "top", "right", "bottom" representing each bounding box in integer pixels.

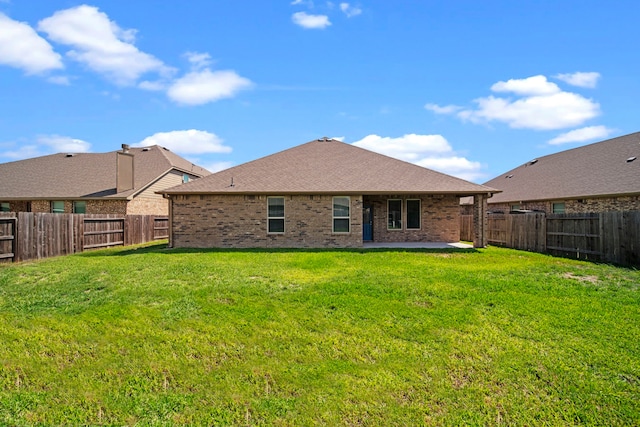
[
  {"left": 461, "top": 132, "right": 640, "bottom": 215},
  {"left": 0, "top": 145, "right": 210, "bottom": 216},
  {"left": 160, "top": 138, "right": 497, "bottom": 248}
]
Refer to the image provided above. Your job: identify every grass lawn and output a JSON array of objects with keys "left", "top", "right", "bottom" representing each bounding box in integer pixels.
[{"left": 0, "top": 243, "right": 639, "bottom": 426}]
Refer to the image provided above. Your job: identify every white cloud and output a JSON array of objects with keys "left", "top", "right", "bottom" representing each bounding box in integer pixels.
[
  {"left": 548, "top": 125, "right": 612, "bottom": 145},
  {"left": 205, "top": 161, "right": 234, "bottom": 173},
  {"left": 135, "top": 130, "right": 232, "bottom": 155},
  {"left": 0, "top": 143, "right": 41, "bottom": 160},
  {"left": 0, "top": 12, "right": 63, "bottom": 74},
  {"left": 0, "top": 135, "right": 90, "bottom": 160},
  {"left": 425, "top": 103, "right": 462, "bottom": 114},
  {"left": 352, "top": 134, "right": 484, "bottom": 181},
  {"left": 47, "top": 75, "right": 70, "bottom": 85},
  {"left": 555, "top": 72, "right": 600, "bottom": 88},
  {"left": 184, "top": 51, "right": 212, "bottom": 70},
  {"left": 292, "top": 12, "right": 331, "bottom": 29},
  {"left": 449, "top": 75, "right": 601, "bottom": 130},
  {"left": 37, "top": 5, "right": 172, "bottom": 86},
  {"left": 491, "top": 75, "right": 560, "bottom": 96},
  {"left": 37, "top": 135, "right": 91, "bottom": 152},
  {"left": 340, "top": 3, "right": 362, "bottom": 17},
  {"left": 167, "top": 69, "right": 252, "bottom": 106},
  {"left": 138, "top": 80, "right": 166, "bottom": 91}
]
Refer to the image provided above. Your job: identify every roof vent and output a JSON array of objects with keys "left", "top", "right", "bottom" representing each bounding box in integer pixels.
[
  {"left": 505, "top": 174, "right": 513, "bottom": 179},
  {"left": 65, "top": 153, "right": 76, "bottom": 157},
  {"left": 529, "top": 159, "right": 538, "bottom": 165},
  {"left": 142, "top": 147, "right": 150, "bottom": 152},
  {"left": 627, "top": 156, "right": 637, "bottom": 163},
  {"left": 121, "top": 144, "right": 130, "bottom": 153}
]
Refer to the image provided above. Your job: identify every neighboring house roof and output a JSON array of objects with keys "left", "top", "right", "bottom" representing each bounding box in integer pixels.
[
  {"left": 481, "top": 132, "right": 640, "bottom": 205},
  {"left": 0, "top": 145, "right": 210, "bottom": 200},
  {"left": 162, "top": 138, "right": 496, "bottom": 195}
]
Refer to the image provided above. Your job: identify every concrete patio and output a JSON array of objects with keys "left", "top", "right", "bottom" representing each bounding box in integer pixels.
[{"left": 362, "top": 242, "right": 473, "bottom": 249}]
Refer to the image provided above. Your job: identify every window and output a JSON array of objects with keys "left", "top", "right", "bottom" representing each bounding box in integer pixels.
[
  {"left": 406, "top": 199, "right": 421, "bottom": 229},
  {"left": 388, "top": 199, "right": 402, "bottom": 230},
  {"left": 73, "top": 201, "right": 86, "bottom": 214},
  {"left": 552, "top": 202, "right": 565, "bottom": 214},
  {"left": 510, "top": 204, "right": 520, "bottom": 212},
  {"left": 51, "top": 201, "right": 64, "bottom": 213},
  {"left": 267, "top": 197, "right": 285, "bottom": 233},
  {"left": 333, "top": 196, "right": 350, "bottom": 233},
  {"left": 0, "top": 202, "right": 9, "bottom": 212},
  {"left": 182, "top": 174, "right": 190, "bottom": 183}
]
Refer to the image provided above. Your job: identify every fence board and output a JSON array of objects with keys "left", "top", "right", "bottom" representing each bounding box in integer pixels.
[
  {"left": 462, "top": 211, "right": 639, "bottom": 267},
  {"left": 0, "top": 213, "right": 168, "bottom": 263}
]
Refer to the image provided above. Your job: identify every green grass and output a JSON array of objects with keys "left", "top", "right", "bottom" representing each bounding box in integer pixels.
[{"left": 0, "top": 243, "right": 639, "bottom": 426}]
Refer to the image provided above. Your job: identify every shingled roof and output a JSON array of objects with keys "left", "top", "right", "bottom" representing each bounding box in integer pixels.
[
  {"left": 161, "top": 138, "right": 496, "bottom": 195},
  {"left": 0, "top": 145, "right": 210, "bottom": 200},
  {"left": 484, "top": 132, "right": 640, "bottom": 204}
]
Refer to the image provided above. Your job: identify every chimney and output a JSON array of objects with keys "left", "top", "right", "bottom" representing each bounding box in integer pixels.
[{"left": 116, "top": 147, "right": 134, "bottom": 193}]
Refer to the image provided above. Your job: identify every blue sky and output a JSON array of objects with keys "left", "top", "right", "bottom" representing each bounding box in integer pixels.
[{"left": 1, "top": 1, "right": 638, "bottom": 182}]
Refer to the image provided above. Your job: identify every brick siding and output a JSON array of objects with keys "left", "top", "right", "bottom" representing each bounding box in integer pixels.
[
  {"left": 126, "top": 197, "right": 168, "bottom": 215},
  {"left": 488, "top": 195, "right": 640, "bottom": 214},
  {"left": 171, "top": 193, "right": 460, "bottom": 248},
  {"left": 171, "top": 194, "right": 363, "bottom": 248},
  {"left": 15, "top": 199, "right": 127, "bottom": 214},
  {"left": 364, "top": 195, "right": 460, "bottom": 243}
]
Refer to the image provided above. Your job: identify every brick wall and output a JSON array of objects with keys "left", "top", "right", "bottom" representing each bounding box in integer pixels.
[
  {"left": 488, "top": 195, "right": 640, "bottom": 214},
  {"left": 171, "top": 194, "right": 363, "bottom": 248},
  {"left": 365, "top": 194, "right": 460, "bottom": 243},
  {"left": 126, "top": 197, "right": 168, "bottom": 215},
  {"left": 22, "top": 199, "right": 127, "bottom": 214}
]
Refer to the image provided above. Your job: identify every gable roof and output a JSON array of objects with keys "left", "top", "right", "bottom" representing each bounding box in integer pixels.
[
  {"left": 484, "top": 132, "right": 640, "bottom": 204},
  {"left": 0, "top": 145, "right": 210, "bottom": 200},
  {"left": 161, "top": 138, "right": 496, "bottom": 196}
]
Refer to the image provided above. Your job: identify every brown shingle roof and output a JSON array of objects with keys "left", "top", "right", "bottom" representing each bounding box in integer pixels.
[
  {"left": 0, "top": 145, "right": 210, "bottom": 200},
  {"left": 161, "top": 138, "right": 496, "bottom": 195},
  {"left": 484, "top": 132, "right": 640, "bottom": 204}
]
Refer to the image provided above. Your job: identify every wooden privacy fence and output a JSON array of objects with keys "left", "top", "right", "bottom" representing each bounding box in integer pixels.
[
  {"left": 460, "top": 211, "right": 640, "bottom": 267},
  {"left": 0, "top": 213, "right": 168, "bottom": 263}
]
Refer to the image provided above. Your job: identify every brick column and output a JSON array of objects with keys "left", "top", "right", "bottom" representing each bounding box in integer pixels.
[{"left": 473, "top": 194, "right": 488, "bottom": 248}]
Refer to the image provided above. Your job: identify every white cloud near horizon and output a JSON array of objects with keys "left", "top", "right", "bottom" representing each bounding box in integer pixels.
[
  {"left": 0, "top": 134, "right": 91, "bottom": 160},
  {"left": 340, "top": 3, "right": 362, "bottom": 17},
  {"left": 135, "top": 130, "right": 232, "bottom": 155},
  {"left": 292, "top": 12, "right": 331, "bottom": 29},
  {"left": 167, "top": 69, "right": 253, "bottom": 106},
  {"left": 352, "top": 134, "right": 484, "bottom": 181},
  {"left": 38, "top": 5, "right": 173, "bottom": 86},
  {"left": 204, "top": 161, "right": 234, "bottom": 173},
  {"left": 428, "top": 74, "right": 601, "bottom": 131},
  {"left": 37, "top": 134, "right": 91, "bottom": 153},
  {"left": 555, "top": 72, "right": 600, "bottom": 88},
  {"left": 548, "top": 125, "right": 612, "bottom": 145},
  {"left": 424, "top": 103, "right": 462, "bottom": 114},
  {"left": 0, "top": 12, "right": 63, "bottom": 74}
]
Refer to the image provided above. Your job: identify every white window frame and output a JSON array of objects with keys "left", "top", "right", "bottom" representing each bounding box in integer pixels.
[
  {"left": 332, "top": 196, "right": 350, "bottom": 233},
  {"left": 388, "top": 199, "right": 403, "bottom": 230},
  {"left": 406, "top": 199, "right": 421, "bottom": 230},
  {"left": 510, "top": 204, "right": 521, "bottom": 212},
  {"left": 267, "top": 196, "right": 285, "bottom": 234}
]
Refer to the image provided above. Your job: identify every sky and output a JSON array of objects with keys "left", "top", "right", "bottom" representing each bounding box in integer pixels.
[{"left": 1, "top": 1, "right": 639, "bottom": 183}]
